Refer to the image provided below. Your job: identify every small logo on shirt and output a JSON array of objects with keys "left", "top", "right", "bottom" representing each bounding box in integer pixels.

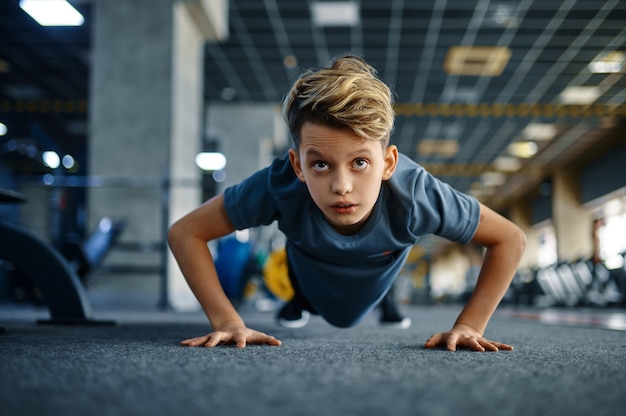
[{"left": 367, "top": 250, "right": 393, "bottom": 259}]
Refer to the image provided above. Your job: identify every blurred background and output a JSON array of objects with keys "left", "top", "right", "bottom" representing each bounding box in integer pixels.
[{"left": 0, "top": 0, "right": 624, "bottom": 318}]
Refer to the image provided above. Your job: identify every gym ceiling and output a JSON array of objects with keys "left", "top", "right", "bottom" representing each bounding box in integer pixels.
[{"left": 0, "top": 0, "right": 624, "bottom": 209}]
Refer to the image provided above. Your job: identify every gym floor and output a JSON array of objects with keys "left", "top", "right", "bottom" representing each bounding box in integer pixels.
[{"left": 1, "top": 301, "right": 625, "bottom": 416}]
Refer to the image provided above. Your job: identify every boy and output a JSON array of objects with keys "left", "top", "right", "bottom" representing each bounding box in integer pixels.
[{"left": 168, "top": 55, "right": 526, "bottom": 351}]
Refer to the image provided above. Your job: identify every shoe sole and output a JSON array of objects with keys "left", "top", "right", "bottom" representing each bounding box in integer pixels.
[
  {"left": 380, "top": 317, "right": 412, "bottom": 329},
  {"left": 277, "top": 311, "right": 310, "bottom": 328}
]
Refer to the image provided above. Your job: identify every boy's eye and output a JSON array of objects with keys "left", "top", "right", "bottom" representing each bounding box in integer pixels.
[
  {"left": 352, "top": 159, "right": 369, "bottom": 170},
  {"left": 312, "top": 161, "right": 329, "bottom": 171}
]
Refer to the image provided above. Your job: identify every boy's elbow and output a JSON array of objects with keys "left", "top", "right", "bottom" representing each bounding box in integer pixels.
[
  {"left": 167, "top": 219, "right": 185, "bottom": 249},
  {"left": 512, "top": 224, "right": 527, "bottom": 259}
]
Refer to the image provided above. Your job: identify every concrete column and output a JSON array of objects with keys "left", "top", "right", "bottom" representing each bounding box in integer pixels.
[
  {"left": 88, "top": 0, "right": 227, "bottom": 310},
  {"left": 552, "top": 167, "right": 593, "bottom": 262},
  {"left": 207, "top": 103, "right": 283, "bottom": 191}
]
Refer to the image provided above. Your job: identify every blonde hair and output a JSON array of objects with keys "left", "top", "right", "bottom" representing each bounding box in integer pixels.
[{"left": 282, "top": 55, "right": 395, "bottom": 148}]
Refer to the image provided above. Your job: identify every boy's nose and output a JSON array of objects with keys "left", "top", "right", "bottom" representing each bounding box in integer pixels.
[{"left": 331, "top": 171, "right": 353, "bottom": 195}]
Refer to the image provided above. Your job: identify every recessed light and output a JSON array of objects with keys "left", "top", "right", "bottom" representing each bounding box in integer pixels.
[
  {"left": 523, "top": 123, "right": 557, "bottom": 141},
  {"left": 559, "top": 86, "right": 601, "bottom": 105},
  {"left": 283, "top": 55, "right": 298, "bottom": 68},
  {"left": 493, "top": 156, "right": 522, "bottom": 172},
  {"left": 311, "top": 1, "right": 359, "bottom": 27},
  {"left": 508, "top": 141, "right": 537, "bottom": 158},
  {"left": 417, "top": 139, "right": 459, "bottom": 158},
  {"left": 481, "top": 171, "right": 507, "bottom": 187},
  {"left": 588, "top": 51, "right": 624, "bottom": 74},
  {"left": 444, "top": 46, "right": 511, "bottom": 76}
]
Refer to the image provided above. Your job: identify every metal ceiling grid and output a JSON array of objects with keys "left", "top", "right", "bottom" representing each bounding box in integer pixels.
[{"left": 0, "top": 0, "right": 624, "bottom": 207}]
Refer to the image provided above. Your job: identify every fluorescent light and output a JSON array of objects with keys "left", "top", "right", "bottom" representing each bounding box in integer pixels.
[
  {"left": 481, "top": 171, "right": 507, "bottom": 187},
  {"left": 195, "top": 152, "right": 227, "bottom": 171},
  {"left": 20, "top": 0, "right": 84, "bottom": 27},
  {"left": 470, "top": 182, "right": 485, "bottom": 197},
  {"left": 508, "top": 141, "right": 537, "bottom": 159},
  {"left": 311, "top": 1, "right": 359, "bottom": 27},
  {"left": 443, "top": 46, "right": 511, "bottom": 76},
  {"left": 523, "top": 123, "right": 557, "bottom": 141},
  {"left": 588, "top": 51, "right": 624, "bottom": 74},
  {"left": 559, "top": 86, "right": 600, "bottom": 105},
  {"left": 493, "top": 156, "right": 522, "bottom": 172},
  {"left": 416, "top": 139, "right": 459, "bottom": 158}
]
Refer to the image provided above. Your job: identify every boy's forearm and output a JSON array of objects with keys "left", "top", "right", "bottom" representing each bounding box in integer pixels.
[
  {"left": 454, "top": 243, "right": 524, "bottom": 334},
  {"left": 169, "top": 234, "right": 244, "bottom": 330},
  {"left": 167, "top": 194, "right": 244, "bottom": 330},
  {"left": 184, "top": 258, "right": 245, "bottom": 329}
]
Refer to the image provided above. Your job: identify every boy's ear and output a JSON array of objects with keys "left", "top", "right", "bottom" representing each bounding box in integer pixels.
[
  {"left": 382, "top": 145, "right": 399, "bottom": 181},
  {"left": 288, "top": 148, "right": 306, "bottom": 182}
]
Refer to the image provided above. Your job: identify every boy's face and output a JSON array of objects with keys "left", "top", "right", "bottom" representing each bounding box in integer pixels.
[{"left": 289, "top": 122, "right": 398, "bottom": 235}]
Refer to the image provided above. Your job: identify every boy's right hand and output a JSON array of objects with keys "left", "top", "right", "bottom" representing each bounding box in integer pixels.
[{"left": 180, "top": 323, "right": 282, "bottom": 349}]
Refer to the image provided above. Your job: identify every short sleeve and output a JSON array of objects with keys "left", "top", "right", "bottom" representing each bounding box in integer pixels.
[
  {"left": 223, "top": 167, "right": 280, "bottom": 230},
  {"left": 412, "top": 170, "right": 480, "bottom": 243},
  {"left": 387, "top": 154, "right": 480, "bottom": 244}
]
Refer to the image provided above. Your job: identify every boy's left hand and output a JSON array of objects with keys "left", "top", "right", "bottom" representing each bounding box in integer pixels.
[{"left": 424, "top": 323, "right": 513, "bottom": 352}]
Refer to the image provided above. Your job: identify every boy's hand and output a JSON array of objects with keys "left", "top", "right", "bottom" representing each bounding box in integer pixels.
[
  {"left": 424, "top": 323, "right": 513, "bottom": 352},
  {"left": 181, "top": 322, "right": 282, "bottom": 348}
]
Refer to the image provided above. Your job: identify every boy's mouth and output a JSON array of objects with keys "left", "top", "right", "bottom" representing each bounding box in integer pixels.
[{"left": 332, "top": 202, "right": 357, "bottom": 214}]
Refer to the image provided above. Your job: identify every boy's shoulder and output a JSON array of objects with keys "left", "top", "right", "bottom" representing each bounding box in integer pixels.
[
  {"left": 266, "top": 153, "right": 308, "bottom": 198},
  {"left": 390, "top": 152, "right": 427, "bottom": 185}
]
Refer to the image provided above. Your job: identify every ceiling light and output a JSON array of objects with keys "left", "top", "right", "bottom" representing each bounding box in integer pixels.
[
  {"left": 470, "top": 182, "right": 485, "bottom": 197},
  {"left": 488, "top": 3, "right": 519, "bottom": 28},
  {"left": 559, "top": 86, "right": 600, "bottom": 105},
  {"left": 311, "top": 1, "right": 359, "bottom": 27},
  {"left": 42, "top": 150, "right": 60, "bottom": 169},
  {"left": 523, "top": 123, "right": 557, "bottom": 141},
  {"left": 20, "top": 0, "right": 84, "bottom": 27},
  {"left": 444, "top": 46, "right": 511, "bottom": 76},
  {"left": 508, "top": 141, "right": 537, "bottom": 159},
  {"left": 283, "top": 55, "right": 298, "bottom": 69},
  {"left": 62, "top": 154, "right": 75, "bottom": 169},
  {"left": 416, "top": 139, "right": 459, "bottom": 158},
  {"left": 0, "top": 122, "right": 7, "bottom": 136},
  {"left": 588, "top": 51, "right": 625, "bottom": 74},
  {"left": 481, "top": 171, "right": 507, "bottom": 187},
  {"left": 493, "top": 156, "right": 522, "bottom": 172},
  {"left": 195, "top": 152, "right": 227, "bottom": 171}
]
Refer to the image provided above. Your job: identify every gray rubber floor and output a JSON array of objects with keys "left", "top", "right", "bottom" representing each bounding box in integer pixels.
[{"left": 1, "top": 303, "right": 625, "bottom": 416}]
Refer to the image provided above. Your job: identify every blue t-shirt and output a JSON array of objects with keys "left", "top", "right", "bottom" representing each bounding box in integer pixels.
[{"left": 224, "top": 153, "right": 480, "bottom": 327}]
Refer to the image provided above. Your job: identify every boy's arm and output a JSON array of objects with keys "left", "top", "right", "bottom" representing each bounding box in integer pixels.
[
  {"left": 425, "top": 202, "right": 526, "bottom": 351},
  {"left": 167, "top": 194, "right": 281, "bottom": 348}
]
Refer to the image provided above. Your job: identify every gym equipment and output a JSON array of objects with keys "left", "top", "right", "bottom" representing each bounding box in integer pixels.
[
  {"left": 535, "top": 266, "right": 569, "bottom": 305},
  {"left": 62, "top": 217, "right": 126, "bottom": 280},
  {"left": 0, "top": 220, "right": 113, "bottom": 325},
  {"left": 554, "top": 263, "right": 585, "bottom": 305},
  {"left": 214, "top": 236, "right": 256, "bottom": 301},
  {"left": 262, "top": 248, "right": 293, "bottom": 301}
]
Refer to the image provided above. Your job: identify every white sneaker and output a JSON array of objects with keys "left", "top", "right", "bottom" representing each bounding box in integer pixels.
[
  {"left": 380, "top": 317, "right": 412, "bottom": 329},
  {"left": 277, "top": 310, "right": 310, "bottom": 328}
]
